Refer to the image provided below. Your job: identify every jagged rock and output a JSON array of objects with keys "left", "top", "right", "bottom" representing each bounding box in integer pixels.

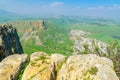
[
  {"left": 0, "top": 24, "right": 23, "bottom": 60},
  {"left": 70, "top": 30, "right": 109, "bottom": 56},
  {"left": 32, "top": 20, "right": 47, "bottom": 30},
  {"left": 57, "top": 54, "right": 119, "bottom": 80},
  {"left": 70, "top": 30, "right": 91, "bottom": 39},
  {"left": 0, "top": 54, "right": 28, "bottom": 80},
  {"left": 20, "top": 20, "right": 46, "bottom": 46},
  {"left": 0, "top": 46, "right": 6, "bottom": 60},
  {"left": 74, "top": 37, "right": 108, "bottom": 55},
  {"left": 22, "top": 52, "right": 66, "bottom": 80}
]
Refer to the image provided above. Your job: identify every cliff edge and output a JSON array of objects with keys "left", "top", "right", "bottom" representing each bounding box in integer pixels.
[{"left": 0, "top": 24, "right": 23, "bottom": 60}]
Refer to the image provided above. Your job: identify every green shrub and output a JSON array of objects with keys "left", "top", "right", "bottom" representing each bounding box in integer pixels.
[{"left": 89, "top": 67, "right": 98, "bottom": 75}]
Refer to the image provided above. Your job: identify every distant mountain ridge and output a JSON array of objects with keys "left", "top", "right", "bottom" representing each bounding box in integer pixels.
[{"left": 0, "top": 9, "right": 22, "bottom": 22}]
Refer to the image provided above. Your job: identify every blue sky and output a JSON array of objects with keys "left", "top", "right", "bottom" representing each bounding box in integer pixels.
[{"left": 0, "top": 0, "right": 120, "bottom": 18}]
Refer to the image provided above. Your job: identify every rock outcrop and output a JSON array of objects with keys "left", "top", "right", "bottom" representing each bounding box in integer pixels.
[
  {"left": 57, "top": 54, "right": 119, "bottom": 80},
  {"left": 70, "top": 30, "right": 120, "bottom": 79},
  {"left": 21, "top": 52, "right": 118, "bottom": 80},
  {"left": 70, "top": 30, "right": 109, "bottom": 56},
  {"left": 0, "top": 24, "right": 23, "bottom": 60},
  {"left": 22, "top": 52, "right": 66, "bottom": 80},
  {"left": 0, "top": 54, "right": 27, "bottom": 80},
  {"left": 32, "top": 20, "right": 47, "bottom": 30},
  {"left": 20, "top": 20, "right": 46, "bottom": 46},
  {"left": 0, "top": 52, "right": 118, "bottom": 80}
]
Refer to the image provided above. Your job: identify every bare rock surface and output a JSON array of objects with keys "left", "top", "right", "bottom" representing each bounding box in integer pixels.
[
  {"left": 0, "top": 54, "right": 27, "bottom": 80},
  {"left": 22, "top": 52, "right": 66, "bottom": 80},
  {"left": 70, "top": 30, "right": 109, "bottom": 56},
  {"left": 57, "top": 54, "right": 119, "bottom": 80},
  {"left": 22, "top": 52, "right": 119, "bottom": 80}
]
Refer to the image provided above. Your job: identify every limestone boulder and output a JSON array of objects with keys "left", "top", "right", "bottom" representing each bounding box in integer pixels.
[
  {"left": 57, "top": 54, "right": 119, "bottom": 80},
  {"left": 22, "top": 52, "right": 66, "bottom": 80},
  {"left": 0, "top": 54, "right": 28, "bottom": 80}
]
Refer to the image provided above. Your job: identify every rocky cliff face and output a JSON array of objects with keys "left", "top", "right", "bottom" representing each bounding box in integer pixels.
[
  {"left": 20, "top": 20, "right": 47, "bottom": 46},
  {"left": 31, "top": 20, "right": 47, "bottom": 30},
  {"left": 0, "top": 24, "right": 23, "bottom": 60},
  {"left": 0, "top": 52, "right": 119, "bottom": 80}
]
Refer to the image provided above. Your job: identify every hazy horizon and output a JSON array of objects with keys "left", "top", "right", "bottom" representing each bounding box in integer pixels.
[{"left": 0, "top": 0, "right": 120, "bottom": 19}]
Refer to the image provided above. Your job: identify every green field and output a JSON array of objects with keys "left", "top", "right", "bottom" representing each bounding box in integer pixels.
[{"left": 67, "top": 17, "right": 120, "bottom": 43}]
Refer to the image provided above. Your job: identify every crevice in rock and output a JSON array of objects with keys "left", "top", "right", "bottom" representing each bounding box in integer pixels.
[{"left": 17, "top": 56, "right": 30, "bottom": 80}]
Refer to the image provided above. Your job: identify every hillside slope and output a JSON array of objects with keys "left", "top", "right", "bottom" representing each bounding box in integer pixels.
[{"left": 10, "top": 19, "right": 73, "bottom": 55}]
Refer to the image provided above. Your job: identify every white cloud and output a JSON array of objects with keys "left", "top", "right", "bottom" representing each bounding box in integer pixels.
[
  {"left": 50, "top": 2, "right": 64, "bottom": 7},
  {"left": 108, "top": 4, "right": 120, "bottom": 9},
  {"left": 113, "top": 4, "right": 119, "bottom": 7},
  {"left": 74, "top": 6, "right": 81, "bottom": 9},
  {"left": 97, "top": 6, "right": 104, "bottom": 9},
  {"left": 87, "top": 4, "right": 120, "bottom": 10},
  {"left": 88, "top": 6, "right": 105, "bottom": 10},
  {"left": 87, "top": 7, "right": 95, "bottom": 10}
]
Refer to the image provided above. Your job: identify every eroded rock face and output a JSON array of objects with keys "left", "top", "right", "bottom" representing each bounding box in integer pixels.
[
  {"left": 57, "top": 54, "right": 119, "bottom": 80},
  {"left": 0, "top": 24, "right": 23, "bottom": 60},
  {"left": 32, "top": 20, "right": 47, "bottom": 30},
  {"left": 22, "top": 52, "right": 66, "bottom": 80},
  {"left": 20, "top": 20, "right": 46, "bottom": 46},
  {"left": 0, "top": 54, "right": 28, "bottom": 80}
]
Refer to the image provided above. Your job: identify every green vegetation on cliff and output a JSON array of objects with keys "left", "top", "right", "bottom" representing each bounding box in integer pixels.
[{"left": 10, "top": 19, "right": 73, "bottom": 55}]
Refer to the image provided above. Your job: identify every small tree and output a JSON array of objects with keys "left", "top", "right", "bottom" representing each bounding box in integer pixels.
[
  {"left": 107, "top": 40, "right": 120, "bottom": 78},
  {"left": 82, "top": 44, "right": 90, "bottom": 54}
]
